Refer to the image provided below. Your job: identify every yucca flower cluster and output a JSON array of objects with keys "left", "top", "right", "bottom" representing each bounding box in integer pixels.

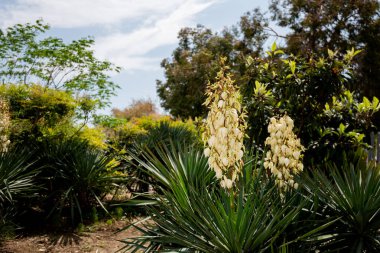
[
  {"left": 203, "top": 59, "right": 246, "bottom": 189},
  {"left": 264, "top": 115, "right": 304, "bottom": 191},
  {"left": 0, "top": 98, "right": 10, "bottom": 153}
]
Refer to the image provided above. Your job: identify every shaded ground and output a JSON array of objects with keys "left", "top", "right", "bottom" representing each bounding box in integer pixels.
[{"left": 0, "top": 219, "right": 142, "bottom": 253}]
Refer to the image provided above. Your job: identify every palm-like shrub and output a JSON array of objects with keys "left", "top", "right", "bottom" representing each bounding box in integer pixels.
[
  {"left": 38, "top": 139, "right": 120, "bottom": 225},
  {"left": 0, "top": 150, "right": 37, "bottom": 204},
  {"left": 121, "top": 145, "right": 322, "bottom": 252},
  {"left": 0, "top": 149, "right": 39, "bottom": 236},
  {"left": 126, "top": 121, "right": 202, "bottom": 193},
  {"left": 301, "top": 152, "right": 380, "bottom": 252}
]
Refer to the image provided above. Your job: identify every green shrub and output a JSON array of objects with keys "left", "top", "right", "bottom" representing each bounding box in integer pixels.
[
  {"left": 243, "top": 47, "right": 379, "bottom": 166},
  {"left": 36, "top": 139, "right": 121, "bottom": 226},
  {"left": 0, "top": 84, "right": 108, "bottom": 150},
  {"left": 121, "top": 145, "right": 325, "bottom": 252},
  {"left": 301, "top": 151, "right": 380, "bottom": 251},
  {"left": 0, "top": 148, "right": 39, "bottom": 236},
  {"left": 0, "top": 84, "right": 75, "bottom": 144},
  {"left": 100, "top": 115, "right": 202, "bottom": 194}
]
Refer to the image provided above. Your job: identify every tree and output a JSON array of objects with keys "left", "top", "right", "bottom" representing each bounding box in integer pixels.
[
  {"left": 157, "top": 9, "right": 268, "bottom": 119},
  {"left": 0, "top": 20, "right": 120, "bottom": 109},
  {"left": 269, "top": 0, "right": 380, "bottom": 98},
  {"left": 159, "top": 1, "right": 380, "bottom": 120},
  {"left": 112, "top": 98, "right": 158, "bottom": 120}
]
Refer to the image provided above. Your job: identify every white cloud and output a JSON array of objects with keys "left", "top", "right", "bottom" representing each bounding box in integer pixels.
[
  {"left": 0, "top": 0, "right": 218, "bottom": 71},
  {"left": 0, "top": 0, "right": 184, "bottom": 28},
  {"left": 94, "top": 0, "right": 217, "bottom": 70}
]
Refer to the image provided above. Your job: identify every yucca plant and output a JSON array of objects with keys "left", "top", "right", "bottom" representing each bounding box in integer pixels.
[
  {"left": 0, "top": 149, "right": 38, "bottom": 205},
  {"left": 301, "top": 151, "right": 380, "bottom": 252},
  {"left": 125, "top": 121, "right": 202, "bottom": 193},
  {"left": 120, "top": 145, "right": 323, "bottom": 252},
  {"left": 0, "top": 149, "right": 39, "bottom": 237},
  {"left": 38, "top": 139, "right": 120, "bottom": 225}
]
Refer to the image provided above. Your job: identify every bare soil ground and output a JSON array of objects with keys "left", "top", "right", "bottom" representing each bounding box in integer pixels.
[{"left": 0, "top": 219, "right": 142, "bottom": 253}]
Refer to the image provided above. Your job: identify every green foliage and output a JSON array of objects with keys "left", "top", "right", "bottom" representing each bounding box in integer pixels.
[
  {"left": 121, "top": 145, "right": 325, "bottom": 252},
  {"left": 0, "top": 83, "right": 77, "bottom": 122},
  {"left": 0, "top": 83, "right": 75, "bottom": 145},
  {"left": 0, "top": 20, "right": 120, "bottom": 108},
  {"left": 157, "top": 10, "right": 268, "bottom": 119},
  {"left": 0, "top": 83, "right": 107, "bottom": 149},
  {"left": 78, "top": 126, "right": 107, "bottom": 150},
  {"left": 103, "top": 115, "right": 201, "bottom": 158},
  {"left": 136, "top": 119, "right": 201, "bottom": 149},
  {"left": 0, "top": 149, "right": 38, "bottom": 205},
  {"left": 324, "top": 90, "right": 380, "bottom": 130},
  {"left": 301, "top": 151, "right": 380, "bottom": 251},
  {"left": 269, "top": 0, "right": 380, "bottom": 98},
  {"left": 106, "top": 116, "right": 202, "bottom": 194},
  {"left": 0, "top": 148, "right": 39, "bottom": 237},
  {"left": 243, "top": 47, "right": 378, "bottom": 165},
  {"left": 37, "top": 139, "right": 120, "bottom": 225}
]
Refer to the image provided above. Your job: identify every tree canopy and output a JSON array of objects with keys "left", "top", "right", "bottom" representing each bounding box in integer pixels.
[
  {"left": 157, "top": 9, "right": 268, "bottom": 118},
  {"left": 270, "top": 0, "right": 380, "bottom": 98},
  {"left": 157, "top": 1, "right": 380, "bottom": 120},
  {"left": 0, "top": 20, "right": 120, "bottom": 109}
]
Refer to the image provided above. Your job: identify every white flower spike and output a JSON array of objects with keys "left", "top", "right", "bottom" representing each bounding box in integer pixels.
[
  {"left": 264, "top": 115, "right": 304, "bottom": 191},
  {"left": 202, "top": 58, "right": 247, "bottom": 189}
]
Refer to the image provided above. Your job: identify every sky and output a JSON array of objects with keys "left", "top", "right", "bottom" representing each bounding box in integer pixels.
[{"left": 0, "top": 0, "right": 281, "bottom": 115}]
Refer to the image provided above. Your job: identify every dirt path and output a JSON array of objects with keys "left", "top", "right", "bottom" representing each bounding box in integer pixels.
[{"left": 0, "top": 219, "right": 142, "bottom": 253}]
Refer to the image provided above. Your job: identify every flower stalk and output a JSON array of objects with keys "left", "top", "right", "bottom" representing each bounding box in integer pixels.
[
  {"left": 264, "top": 115, "right": 304, "bottom": 191},
  {"left": 203, "top": 58, "right": 247, "bottom": 189}
]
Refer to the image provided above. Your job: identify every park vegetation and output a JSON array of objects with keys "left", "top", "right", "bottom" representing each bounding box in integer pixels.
[{"left": 0, "top": 0, "right": 380, "bottom": 252}]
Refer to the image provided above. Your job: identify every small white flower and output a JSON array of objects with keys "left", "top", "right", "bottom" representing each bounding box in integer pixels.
[
  {"left": 214, "top": 114, "right": 225, "bottom": 128},
  {"left": 218, "top": 127, "right": 228, "bottom": 139},
  {"left": 222, "top": 157, "right": 229, "bottom": 166},
  {"left": 214, "top": 166, "right": 223, "bottom": 179},
  {"left": 221, "top": 91, "right": 228, "bottom": 100},
  {"left": 208, "top": 136, "right": 216, "bottom": 146},
  {"left": 279, "top": 156, "right": 285, "bottom": 165},
  {"left": 224, "top": 177, "right": 233, "bottom": 189},
  {"left": 236, "top": 150, "right": 244, "bottom": 160},
  {"left": 284, "top": 158, "right": 290, "bottom": 167},
  {"left": 204, "top": 148, "right": 211, "bottom": 157}
]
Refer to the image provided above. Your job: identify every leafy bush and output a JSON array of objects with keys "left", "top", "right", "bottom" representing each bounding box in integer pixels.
[
  {"left": 112, "top": 98, "right": 159, "bottom": 120},
  {"left": 243, "top": 47, "right": 379, "bottom": 165},
  {"left": 0, "top": 83, "right": 88, "bottom": 147}
]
